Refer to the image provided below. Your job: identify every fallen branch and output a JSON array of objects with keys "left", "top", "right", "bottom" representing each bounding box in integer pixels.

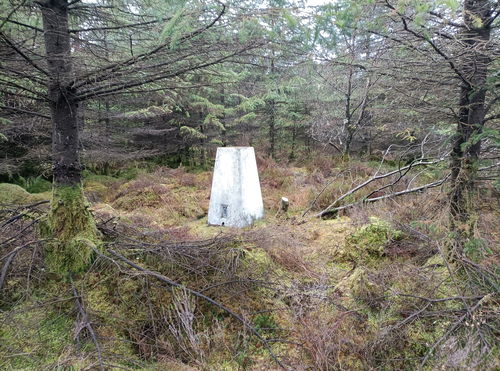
[
  {"left": 0, "top": 249, "right": 17, "bottom": 292},
  {"left": 314, "top": 157, "right": 447, "bottom": 217},
  {"left": 316, "top": 174, "right": 450, "bottom": 217},
  {"left": 0, "top": 216, "right": 43, "bottom": 247},
  {"left": 71, "top": 280, "right": 105, "bottom": 371},
  {"left": 392, "top": 292, "right": 487, "bottom": 303},
  {"left": 0, "top": 240, "right": 43, "bottom": 262},
  {"left": 106, "top": 249, "right": 288, "bottom": 370},
  {"left": 1, "top": 201, "right": 48, "bottom": 227},
  {"left": 382, "top": 302, "right": 431, "bottom": 335},
  {"left": 0, "top": 240, "right": 44, "bottom": 291},
  {"left": 478, "top": 162, "right": 500, "bottom": 171},
  {"left": 418, "top": 295, "right": 490, "bottom": 370}
]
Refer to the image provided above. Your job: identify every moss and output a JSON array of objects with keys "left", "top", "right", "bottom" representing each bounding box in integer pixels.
[
  {"left": 0, "top": 302, "right": 73, "bottom": 369},
  {"left": 242, "top": 247, "right": 276, "bottom": 276},
  {"left": 41, "top": 185, "right": 101, "bottom": 275},
  {"left": 112, "top": 179, "right": 206, "bottom": 226},
  {"left": 83, "top": 174, "right": 121, "bottom": 202},
  {"left": 83, "top": 180, "right": 109, "bottom": 201},
  {"left": 338, "top": 267, "right": 384, "bottom": 309},
  {"left": 117, "top": 167, "right": 143, "bottom": 180},
  {"left": 0, "top": 183, "right": 49, "bottom": 204},
  {"left": 336, "top": 217, "right": 403, "bottom": 264},
  {"left": 0, "top": 183, "right": 31, "bottom": 203},
  {"left": 424, "top": 253, "right": 445, "bottom": 268}
]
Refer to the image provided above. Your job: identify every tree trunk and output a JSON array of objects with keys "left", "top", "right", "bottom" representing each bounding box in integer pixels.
[
  {"left": 42, "top": 0, "right": 81, "bottom": 186},
  {"left": 268, "top": 49, "right": 277, "bottom": 159},
  {"left": 40, "top": 0, "right": 100, "bottom": 275},
  {"left": 449, "top": 0, "right": 492, "bottom": 251},
  {"left": 268, "top": 98, "right": 276, "bottom": 158},
  {"left": 289, "top": 126, "right": 297, "bottom": 161}
]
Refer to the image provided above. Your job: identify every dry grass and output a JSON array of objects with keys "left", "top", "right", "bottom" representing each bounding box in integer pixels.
[
  {"left": 296, "top": 306, "right": 367, "bottom": 370},
  {"left": 2, "top": 159, "right": 497, "bottom": 370}
]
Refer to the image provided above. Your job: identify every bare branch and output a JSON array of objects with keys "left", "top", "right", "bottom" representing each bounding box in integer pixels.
[
  {"left": 0, "top": 105, "right": 50, "bottom": 119},
  {"left": 0, "top": 31, "right": 49, "bottom": 77},
  {"left": 314, "top": 156, "right": 448, "bottom": 217},
  {"left": 316, "top": 174, "right": 451, "bottom": 217},
  {"left": 106, "top": 248, "right": 288, "bottom": 370},
  {"left": 71, "top": 280, "right": 105, "bottom": 371}
]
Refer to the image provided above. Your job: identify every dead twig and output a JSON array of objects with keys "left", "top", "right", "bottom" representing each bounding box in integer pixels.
[
  {"left": 0, "top": 216, "right": 43, "bottom": 247},
  {"left": 418, "top": 295, "right": 491, "bottom": 370},
  {"left": 316, "top": 174, "right": 451, "bottom": 216},
  {"left": 70, "top": 279, "right": 105, "bottom": 371},
  {"left": 106, "top": 248, "right": 288, "bottom": 370},
  {"left": 392, "top": 293, "right": 488, "bottom": 303},
  {"left": 0, "top": 240, "right": 44, "bottom": 292},
  {"left": 315, "top": 157, "right": 448, "bottom": 217}
]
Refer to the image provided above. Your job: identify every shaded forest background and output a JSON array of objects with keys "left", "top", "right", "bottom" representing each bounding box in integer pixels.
[
  {"left": 0, "top": 0, "right": 499, "bottom": 370},
  {"left": 5, "top": 0, "right": 497, "bottom": 176}
]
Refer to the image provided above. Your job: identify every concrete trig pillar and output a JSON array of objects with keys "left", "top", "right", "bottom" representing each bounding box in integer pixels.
[{"left": 208, "top": 147, "right": 264, "bottom": 227}]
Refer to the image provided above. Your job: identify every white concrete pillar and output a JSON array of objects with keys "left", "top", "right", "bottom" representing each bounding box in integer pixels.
[{"left": 208, "top": 147, "right": 264, "bottom": 227}]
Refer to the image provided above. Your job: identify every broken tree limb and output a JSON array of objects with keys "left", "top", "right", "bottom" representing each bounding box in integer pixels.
[
  {"left": 364, "top": 163, "right": 414, "bottom": 200},
  {"left": 0, "top": 249, "right": 17, "bottom": 292},
  {"left": 0, "top": 240, "right": 44, "bottom": 292},
  {"left": 0, "top": 200, "right": 49, "bottom": 228},
  {"left": 315, "top": 174, "right": 450, "bottom": 217},
  {"left": 0, "top": 216, "right": 43, "bottom": 247},
  {"left": 0, "top": 240, "right": 42, "bottom": 262},
  {"left": 106, "top": 249, "right": 288, "bottom": 370},
  {"left": 312, "top": 156, "right": 448, "bottom": 217},
  {"left": 418, "top": 295, "right": 489, "bottom": 371},
  {"left": 479, "top": 162, "right": 500, "bottom": 171}
]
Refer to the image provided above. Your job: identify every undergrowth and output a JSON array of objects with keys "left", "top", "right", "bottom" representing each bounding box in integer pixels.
[{"left": 0, "top": 159, "right": 498, "bottom": 370}]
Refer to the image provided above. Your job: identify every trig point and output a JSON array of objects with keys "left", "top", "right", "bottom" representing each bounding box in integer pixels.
[{"left": 208, "top": 147, "right": 264, "bottom": 227}]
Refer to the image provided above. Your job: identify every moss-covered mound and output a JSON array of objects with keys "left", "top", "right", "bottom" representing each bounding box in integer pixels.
[
  {"left": 336, "top": 217, "right": 404, "bottom": 264},
  {"left": 0, "top": 183, "right": 50, "bottom": 204}
]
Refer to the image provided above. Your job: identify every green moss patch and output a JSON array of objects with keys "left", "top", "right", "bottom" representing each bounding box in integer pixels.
[
  {"left": 336, "top": 217, "right": 404, "bottom": 264},
  {"left": 41, "top": 185, "right": 101, "bottom": 275},
  {"left": 0, "top": 302, "right": 74, "bottom": 369}
]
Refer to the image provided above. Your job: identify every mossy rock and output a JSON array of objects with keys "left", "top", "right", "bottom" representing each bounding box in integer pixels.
[{"left": 0, "top": 183, "right": 50, "bottom": 204}]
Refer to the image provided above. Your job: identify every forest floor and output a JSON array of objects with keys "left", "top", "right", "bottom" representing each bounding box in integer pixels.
[{"left": 0, "top": 156, "right": 498, "bottom": 370}]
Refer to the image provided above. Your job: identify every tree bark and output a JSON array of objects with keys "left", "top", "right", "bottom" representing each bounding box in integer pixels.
[
  {"left": 449, "top": 0, "right": 492, "bottom": 231},
  {"left": 268, "top": 47, "right": 277, "bottom": 159},
  {"left": 41, "top": 0, "right": 82, "bottom": 186},
  {"left": 40, "top": 0, "right": 100, "bottom": 275},
  {"left": 268, "top": 98, "right": 276, "bottom": 158}
]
